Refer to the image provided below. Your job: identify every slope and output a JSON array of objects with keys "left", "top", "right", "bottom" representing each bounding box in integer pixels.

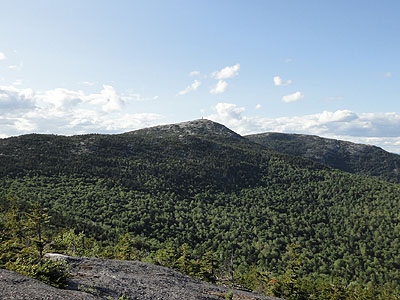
[
  {"left": 0, "top": 119, "right": 399, "bottom": 287},
  {"left": 246, "top": 132, "right": 400, "bottom": 183}
]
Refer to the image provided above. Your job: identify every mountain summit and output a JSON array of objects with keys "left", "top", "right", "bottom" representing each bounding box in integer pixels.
[{"left": 127, "top": 119, "right": 243, "bottom": 140}]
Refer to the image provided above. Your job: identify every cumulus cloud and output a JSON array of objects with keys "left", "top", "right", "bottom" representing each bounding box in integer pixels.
[
  {"left": 273, "top": 76, "right": 292, "bottom": 86},
  {"left": 0, "top": 85, "right": 36, "bottom": 112},
  {"left": 207, "top": 102, "right": 400, "bottom": 153},
  {"left": 208, "top": 103, "right": 248, "bottom": 133},
  {"left": 121, "top": 92, "right": 158, "bottom": 102},
  {"left": 210, "top": 80, "right": 228, "bottom": 94},
  {"left": 0, "top": 52, "right": 5, "bottom": 60},
  {"left": 37, "top": 88, "right": 85, "bottom": 111},
  {"left": 14, "top": 118, "right": 37, "bottom": 131},
  {"left": 0, "top": 85, "right": 164, "bottom": 137},
  {"left": 212, "top": 64, "right": 240, "bottom": 79},
  {"left": 83, "top": 85, "right": 124, "bottom": 112},
  {"left": 8, "top": 61, "right": 23, "bottom": 71},
  {"left": 282, "top": 91, "right": 304, "bottom": 103},
  {"left": 80, "top": 81, "right": 96, "bottom": 86},
  {"left": 99, "top": 113, "right": 162, "bottom": 131},
  {"left": 189, "top": 71, "right": 200, "bottom": 76},
  {"left": 255, "top": 104, "right": 262, "bottom": 110},
  {"left": 317, "top": 110, "right": 357, "bottom": 123},
  {"left": 215, "top": 103, "right": 245, "bottom": 118},
  {"left": 177, "top": 80, "right": 201, "bottom": 96}
]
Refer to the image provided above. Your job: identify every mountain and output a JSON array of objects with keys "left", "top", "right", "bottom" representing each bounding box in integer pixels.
[
  {"left": 1, "top": 254, "right": 278, "bottom": 300},
  {"left": 246, "top": 132, "right": 400, "bottom": 183},
  {"left": 0, "top": 119, "right": 323, "bottom": 194},
  {"left": 1, "top": 119, "right": 400, "bottom": 289},
  {"left": 131, "top": 119, "right": 244, "bottom": 140}
]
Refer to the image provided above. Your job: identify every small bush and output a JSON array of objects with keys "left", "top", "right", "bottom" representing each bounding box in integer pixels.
[
  {"left": 8, "top": 256, "right": 70, "bottom": 288},
  {"left": 225, "top": 290, "right": 233, "bottom": 300}
]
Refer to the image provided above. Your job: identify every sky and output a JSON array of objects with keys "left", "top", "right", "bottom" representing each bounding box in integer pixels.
[{"left": 1, "top": 1, "right": 400, "bottom": 152}]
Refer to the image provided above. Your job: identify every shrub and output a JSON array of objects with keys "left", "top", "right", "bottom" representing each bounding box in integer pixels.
[{"left": 8, "top": 256, "right": 70, "bottom": 288}]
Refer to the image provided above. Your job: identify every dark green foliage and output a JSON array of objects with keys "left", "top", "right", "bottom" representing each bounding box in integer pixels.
[
  {"left": 225, "top": 290, "right": 233, "bottom": 300},
  {"left": 7, "top": 256, "right": 69, "bottom": 288},
  {"left": 0, "top": 120, "right": 400, "bottom": 297},
  {"left": 0, "top": 198, "right": 70, "bottom": 288},
  {"left": 198, "top": 250, "right": 219, "bottom": 283},
  {"left": 247, "top": 132, "right": 400, "bottom": 183},
  {"left": 24, "top": 204, "right": 51, "bottom": 258},
  {"left": 3, "top": 169, "right": 399, "bottom": 287},
  {"left": 268, "top": 243, "right": 308, "bottom": 300},
  {"left": 114, "top": 233, "right": 147, "bottom": 261}
]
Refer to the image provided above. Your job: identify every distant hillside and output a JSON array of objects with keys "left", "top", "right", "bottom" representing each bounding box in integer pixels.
[
  {"left": 246, "top": 132, "right": 400, "bottom": 183},
  {"left": 1, "top": 119, "right": 400, "bottom": 289}
]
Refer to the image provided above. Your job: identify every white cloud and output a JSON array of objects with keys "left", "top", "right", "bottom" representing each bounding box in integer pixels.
[
  {"left": 215, "top": 103, "right": 245, "bottom": 118},
  {"left": 282, "top": 91, "right": 304, "bottom": 103},
  {"left": 210, "top": 80, "right": 228, "bottom": 94},
  {"left": 14, "top": 118, "right": 37, "bottom": 131},
  {"left": 0, "top": 85, "right": 164, "bottom": 137},
  {"left": 0, "top": 52, "right": 5, "bottom": 60},
  {"left": 80, "top": 81, "right": 96, "bottom": 86},
  {"left": 36, "top": 88, "right": 84, "bottom": 111},
  {"left": 273, "top": 76, "right": 292, "bottom": 86},
  {"left": 212, "top": 64, "right": 240, "bottom": 79},
  {"left": 177, "top": 80, "right": 201, "bottom": 96},
  {"left": 8, "top": 61, "right": 23, "bottom": 71},
  {"left": 85, "top": 85, "right": 125, "bottom": 112},
  {"left": 255, "top": 104, "right": 262, "bottom": 110},
  {"left": 121, "top": 92, "right": 159, "bottom": 102},
  {"left": 0, "top": 85, "right": 36, "bottom": 112},
  {"left": 318, "top": 110, "right": 357, "bottom": 123},
  {"left": 95, "top": 113, "right": 163, "bottom": 131},
  {"left": 12, "top": 80, "right": 22, "bottom": 86},
  {"left": 207, "top": 103, "right": 249, "bottom": 133},
  {"left": 189, "top": 71, "right": 200, "bottom": 76},
  {"left": 209, "top": 103, "right": 247, "bottom": 132}
]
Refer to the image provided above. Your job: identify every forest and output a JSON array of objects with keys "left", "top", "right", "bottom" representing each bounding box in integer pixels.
[{"left": 1, "top": 119, "right": 399, "bottom": 299}]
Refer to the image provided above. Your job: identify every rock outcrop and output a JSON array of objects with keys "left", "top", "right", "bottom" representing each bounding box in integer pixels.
[{"left": 0, "top": 254, "right": 281, "bottom": 300}]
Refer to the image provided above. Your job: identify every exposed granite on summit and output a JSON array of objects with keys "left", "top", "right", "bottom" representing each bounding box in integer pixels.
[
  {"left": 128, "top": 119, "right": 244, "bottom": 140},
  {"left": 0, "top": 254, "right": 281, "bottom": 300}
]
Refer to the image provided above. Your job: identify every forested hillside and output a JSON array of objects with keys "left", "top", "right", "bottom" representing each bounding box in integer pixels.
[
  {"left": 246, "top": 132, "right": 400, "bottom": 183},
  {"left": 1, "top": 119, "right": 400, "bottom": 299}
]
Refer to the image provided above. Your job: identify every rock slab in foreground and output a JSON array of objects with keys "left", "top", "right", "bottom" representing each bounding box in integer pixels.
[
  {"left": 0, "top": 268, "right": 98, "bottom": 300},
  {"left": 0, "top": 254, "right": 281, "bottom": 300}
]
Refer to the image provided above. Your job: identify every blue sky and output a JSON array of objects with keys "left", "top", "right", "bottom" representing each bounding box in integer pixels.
[{"left": 1, "top": 0, "right": 400, "bottom": 152}]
